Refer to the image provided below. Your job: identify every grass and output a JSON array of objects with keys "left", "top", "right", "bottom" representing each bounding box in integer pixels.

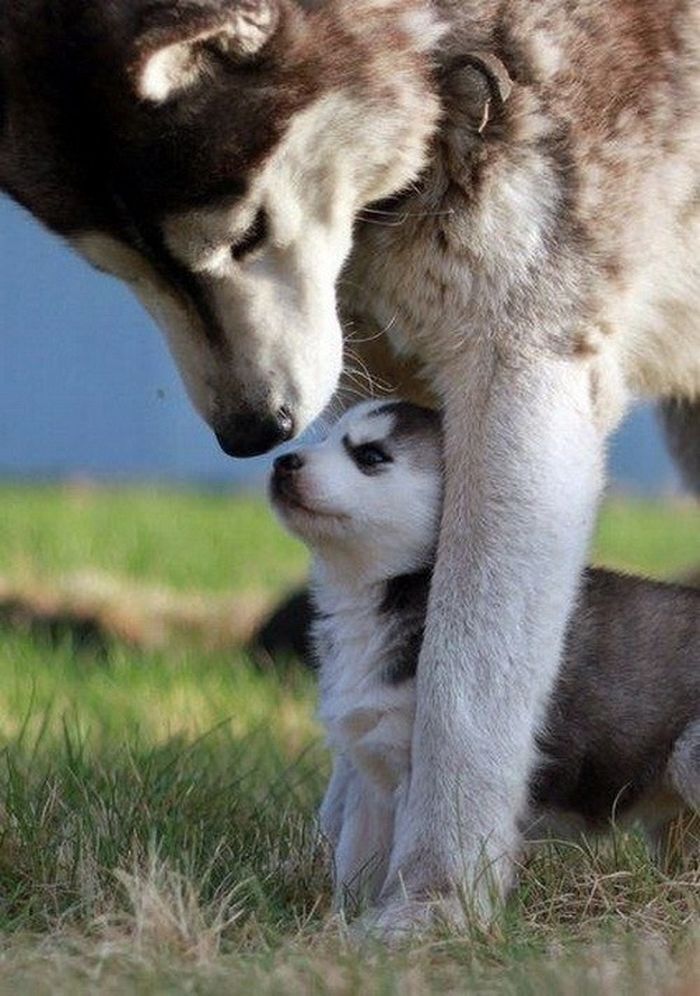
[
  {"left": 0, "top": 484, "right": 307, "bottom": 594},
  {"left": 0, "top": 485, "right": 697, "bottom": 590},
  {"left": 0, "top": 483, "right": 697, "bottom": 993}
]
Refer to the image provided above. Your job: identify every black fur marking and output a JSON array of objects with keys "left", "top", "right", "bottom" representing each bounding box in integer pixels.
[
  {"left": 231, "top": 207, "right": 268, "bottom": 262},
  {"left": 0, "top": 0, "right": 319, "bottom": 231},
  {"left": 380, "top": 571, "right": 430, "bottom": 685},
  {"left": 531, "top": 568, "right": 700, "bottom": 828},
  {"left": 342, "top": 434, "right": 393, "bottom": 476},
  {"left": 366, "top": 402, "right": 443, "bottom": 475},
  {"left": 380, "top": 570, "right": 431, "bottom": 616},
  {"left": 382, "top": 630, "right": 423, "bottom": 685},
  {"left": 109, "top": 205, "right": 230, "bottom": 348},
  {"left": 377, "top": 563, "right": 700, "bottom": 825},
  {"left": 368, "top": 401, "right": 441, "bottom": 436}
]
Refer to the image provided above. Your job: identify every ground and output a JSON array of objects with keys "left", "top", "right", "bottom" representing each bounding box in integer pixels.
[{"left": 0, "top": 484, "right": 697, "bottom": 994}]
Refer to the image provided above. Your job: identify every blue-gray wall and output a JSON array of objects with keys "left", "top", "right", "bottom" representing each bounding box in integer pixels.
[{"left": 0, "top": 197, "right": 681, "bottom": 494}]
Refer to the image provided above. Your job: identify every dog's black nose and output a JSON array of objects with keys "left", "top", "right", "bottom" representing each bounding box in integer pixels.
[
  {"left": 273, "top": 452, "right": 304, "bottom": 475},
  {"left": 215, "top": 408, "right": 295, "bottom": 458}
]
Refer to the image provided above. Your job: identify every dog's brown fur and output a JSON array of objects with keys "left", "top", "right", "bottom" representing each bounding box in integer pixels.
[{"left": 1, "top": 0, "right": 698, "bottom": 936}]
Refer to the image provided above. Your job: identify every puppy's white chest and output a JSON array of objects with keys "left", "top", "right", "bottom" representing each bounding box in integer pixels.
[{"left": 315, "top": 590, "right": 414, "bottom": 793}]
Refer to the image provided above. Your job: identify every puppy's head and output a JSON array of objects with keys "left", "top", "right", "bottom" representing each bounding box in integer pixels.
[{"left": 270, "top": 400, "right": 443, "bottom": 582}]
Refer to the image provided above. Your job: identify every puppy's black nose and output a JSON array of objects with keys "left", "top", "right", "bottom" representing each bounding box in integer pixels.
[{"left": 273, "top": 452, "right": 304, "bottom": 475}]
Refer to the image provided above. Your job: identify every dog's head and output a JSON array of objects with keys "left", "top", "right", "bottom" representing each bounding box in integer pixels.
[
  {"left": 270, "top": 400, "right": 444, "bottom": 582},
  {"left": 0, "top": 0, "right": 442, "bottom": 456}
]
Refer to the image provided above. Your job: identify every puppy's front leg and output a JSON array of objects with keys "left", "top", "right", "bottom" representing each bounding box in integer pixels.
[
  {"left": 374, "top": 348, "right": 609, "bottom": 937},
  {"left": 334, "top": 768, "right": 395, "bottom": 913},
  {"left": 319, "top": 755, "right": 355, "bottom": 850}
]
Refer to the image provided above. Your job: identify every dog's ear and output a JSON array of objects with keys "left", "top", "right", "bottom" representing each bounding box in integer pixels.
[{"left": 132, "top": 1, "right": 280, "bottom": 103}]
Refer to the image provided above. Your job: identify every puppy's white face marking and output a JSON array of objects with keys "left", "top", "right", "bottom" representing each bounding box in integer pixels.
[{"left": 270, "top": 400, "right": 443, "bottom": 585}]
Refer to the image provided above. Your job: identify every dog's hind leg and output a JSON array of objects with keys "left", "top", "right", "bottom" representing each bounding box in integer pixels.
[
  {"left": 667, "top": 721, "right": 700, "bottom": 811},
  {"left": 660, "top": 399, "right": 700, "bottom": 497},
  {"left": 650, "top": 722, "right": 700, "bottom": 868}
]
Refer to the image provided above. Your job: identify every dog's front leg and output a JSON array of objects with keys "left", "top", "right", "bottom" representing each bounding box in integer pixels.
[{"left": 373, "top": 347, "right": 609, "bottom": 937}]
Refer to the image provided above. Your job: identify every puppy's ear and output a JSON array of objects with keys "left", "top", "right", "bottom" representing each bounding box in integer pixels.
[{"left": 132, "top": 0, "right": 280, "bottom": 104}]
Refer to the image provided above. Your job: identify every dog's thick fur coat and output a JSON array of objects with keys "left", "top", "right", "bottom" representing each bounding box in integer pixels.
[
  {"left": 271, "top": 401, "right": 700, "bottom": 910},
  {"left": 1, "top": 0, "right": 699, "bottom": 935}
]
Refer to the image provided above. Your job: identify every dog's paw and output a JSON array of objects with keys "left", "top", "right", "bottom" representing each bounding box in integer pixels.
[{"left": 353, "top": 895, "right": 469, "bottom": 947}]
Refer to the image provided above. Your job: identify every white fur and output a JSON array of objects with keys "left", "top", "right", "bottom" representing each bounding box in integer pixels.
[
  {"left": 138, "top": 44, "right": 204, "bottom": 103},
  {"left": 74, "top": 72, "right": 436, "bottom": 435},
  {"left": 136, "top": 2, "right": 279, "bottom": 103},
  {"left": 286, "top": 402, "right": 694, "bottom": 914},
  {"left": 272, "top": 401, "right": 442, "bottom": 586},
  {"left": 270, "top": 401, "right": 438, "bottom": 904}
]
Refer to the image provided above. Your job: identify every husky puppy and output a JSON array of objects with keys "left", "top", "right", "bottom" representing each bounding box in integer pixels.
[
  {"left": 3, "top": 0, "right": 700, "bottom": 934},
  {"left": 271, "top": 400, "right": 700, "bottom": 909}
]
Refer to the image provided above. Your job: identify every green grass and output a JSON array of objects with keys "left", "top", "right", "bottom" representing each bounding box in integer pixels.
[
  {"left": 0, "top": 484, "right": 308, "bottom": 594},
  {"left": 0, "top": 485, "right": 697, "bottom": 591},
  {"left": 0, "top": 485, "right": 697, "bottom": 993},
  {"left": 594, "top": 497, "right": 699, "bottom": 579}
]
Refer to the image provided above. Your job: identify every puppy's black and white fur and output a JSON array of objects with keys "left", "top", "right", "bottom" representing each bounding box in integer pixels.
[{"left": 271, "top": 400, "right": 700, "bottom": 908}]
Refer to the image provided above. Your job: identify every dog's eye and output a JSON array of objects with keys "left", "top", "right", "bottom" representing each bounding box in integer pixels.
[
  {"left": 353, "top": 443, "right": 392, "bottom": 470},
  {"left": 231, "top": 208, "right": 268, "bottom": 262}
]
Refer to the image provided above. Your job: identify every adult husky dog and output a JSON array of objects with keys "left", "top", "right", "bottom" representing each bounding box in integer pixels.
[{"left": 1, "top": 0, "right": 699, "bottom": 936}]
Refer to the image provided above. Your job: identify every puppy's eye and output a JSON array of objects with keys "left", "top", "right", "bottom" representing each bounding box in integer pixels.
[
  {"left": 231, "top": 208, "right": 268, "bottom": 262},
  {"left": 353, "top": 443, "right": 392, "bottom": 469}
]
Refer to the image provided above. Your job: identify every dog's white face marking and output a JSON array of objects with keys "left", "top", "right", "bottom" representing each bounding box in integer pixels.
[
  {"left": 71, "top": 231, "right": 221, "bottom": 418},
  {"left": 270, "top": 400, "right": 443, "bottom": 586},
  {"left": 72, "top": 88, "right": 430, "bottom": 450},
  {"left": 160, "top": 95, "right": 356, "bottom": 434}
]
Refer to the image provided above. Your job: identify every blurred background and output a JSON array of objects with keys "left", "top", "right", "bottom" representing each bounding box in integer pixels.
[{"left": 0, "top": 197, "right": 683, "bottom": 494}]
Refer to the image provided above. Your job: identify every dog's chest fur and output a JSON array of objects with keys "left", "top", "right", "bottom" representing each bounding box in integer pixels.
[
  {"left": 312, "top": 572, "right": 427, "bottom": 792},
  {"left": 343, "top": 0, "right": 700, "bottom": 404}
]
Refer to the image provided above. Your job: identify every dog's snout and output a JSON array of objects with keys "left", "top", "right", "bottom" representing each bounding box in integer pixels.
[
  {"left": 215, "top": 407, "right": 295, "bottom": 459},
  {"left": 273, "top": 452, "right": 305, "bottom": 476}
]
